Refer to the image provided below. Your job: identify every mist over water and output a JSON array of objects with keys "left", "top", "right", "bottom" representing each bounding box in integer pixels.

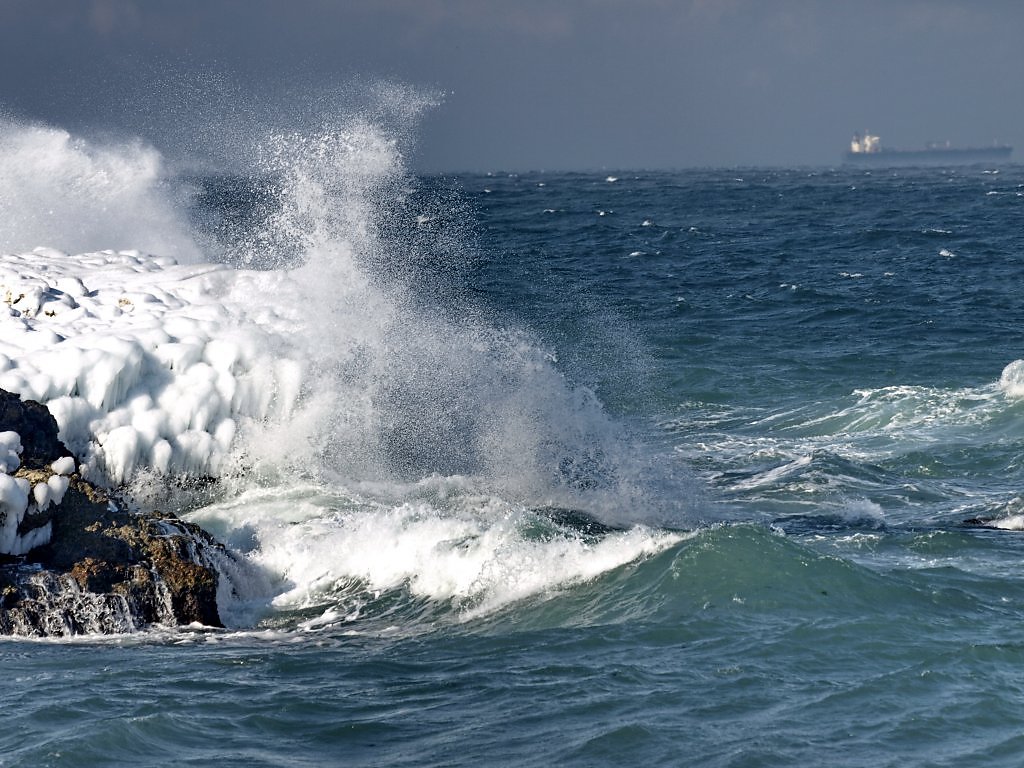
[{"left": 0, "top": 117, "right": 204, "bottom": 262}]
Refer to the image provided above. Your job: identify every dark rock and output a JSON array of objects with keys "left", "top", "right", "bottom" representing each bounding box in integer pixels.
[
  {"left": 0, "top": 388, "right": 74, "bottom": 469},
  {"left": 535, "top": 506, "right": 627, "bottom": 537}
]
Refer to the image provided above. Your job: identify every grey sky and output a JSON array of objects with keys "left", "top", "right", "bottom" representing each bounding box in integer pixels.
[{"left": 0, "top": 0, "right": 1021, "bottom": 171}]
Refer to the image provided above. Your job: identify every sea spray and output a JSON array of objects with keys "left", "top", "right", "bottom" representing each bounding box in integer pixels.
[
  {"left": 0, "top": 100, "right": 696, "bottom": 627},
  {"left": 0, "top": 117, "right": 203, "bottom": 262},
  {"left": 221, "top": 114, "right": 693, "bottom": 523}
]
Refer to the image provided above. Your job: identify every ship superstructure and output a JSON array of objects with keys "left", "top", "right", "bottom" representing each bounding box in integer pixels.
[{"left": 845, "top": 132, "right": 1011, "bottom": 166}]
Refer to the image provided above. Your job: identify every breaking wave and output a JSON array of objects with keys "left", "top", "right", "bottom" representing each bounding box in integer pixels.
[{"left": 0, "top": 87, "right": 694, "bottom": 628}]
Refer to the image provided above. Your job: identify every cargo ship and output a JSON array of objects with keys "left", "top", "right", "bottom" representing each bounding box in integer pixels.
[{"left": 844, "top": 132, "right": 1012, "bottom": 166}]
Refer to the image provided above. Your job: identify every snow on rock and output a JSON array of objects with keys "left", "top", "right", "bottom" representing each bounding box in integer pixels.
[
  {"left": 0, "top": 248, "right": 307, "bottom": 487},
  {"left": 0, "top": 430, "right": 21, "bottom": 472},
  {"left": 51, "top": 456, "right": 76, "bottom": 476},
  {"left": 0, "top": 469, "right": 31, "bottom": 554}
]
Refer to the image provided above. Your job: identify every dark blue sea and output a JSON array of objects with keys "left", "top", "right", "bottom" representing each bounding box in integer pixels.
[{"left": 6, "top": 154, "right": 1024, "bottom": 766}]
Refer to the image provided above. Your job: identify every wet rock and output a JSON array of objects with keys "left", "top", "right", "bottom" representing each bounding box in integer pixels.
[{"left": 0, "top": 477, "right": 226, "bottom": 636}]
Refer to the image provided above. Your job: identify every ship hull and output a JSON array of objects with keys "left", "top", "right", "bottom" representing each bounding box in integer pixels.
[{"left": 844, "top": 146, "right": 1012, "bottom": 167}]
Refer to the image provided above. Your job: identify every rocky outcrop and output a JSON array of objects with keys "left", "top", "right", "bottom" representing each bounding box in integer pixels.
[{"left": 0, "top": 390, "right": 227, "bottom": 636}]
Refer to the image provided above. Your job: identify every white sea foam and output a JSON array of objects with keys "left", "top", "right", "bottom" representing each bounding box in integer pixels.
[
  {"left": 838, "top": 498, "right": 886, "bottom": 527},
  {"left": 998, "top": 359, "right": 1024, "bottom": 398},
  {"left": 990, "top": 514, "right": 1024, "bottom": 531},
  {"left": 189, "top": 484, "right": 682, "bottom": 623}
]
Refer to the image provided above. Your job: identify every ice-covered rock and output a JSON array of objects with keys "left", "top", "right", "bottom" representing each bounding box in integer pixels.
[
  {"left": 0, "top": 390, "right": 76, "bottom": 555},
  {"left": 0, "top": 249, "right": 305, "bottom": 487}
]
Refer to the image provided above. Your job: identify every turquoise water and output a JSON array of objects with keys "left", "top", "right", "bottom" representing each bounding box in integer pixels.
[{"left": 7, "top": 164, "right": 1024, "bottom": 766}]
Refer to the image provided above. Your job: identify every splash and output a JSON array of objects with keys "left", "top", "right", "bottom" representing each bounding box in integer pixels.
[
  {"left": 999, "top": 359, "right": 1024, "bottom": 398},
  {"left": 218, "top": 113, "right": 684, "bottom": 524},
  {"left": 188, "top": 484, "right": 683, "bottom": 627},
  {"left": 0, "top": 91, "right": 695, "bottom": 628},
  {"left": 0, "top": 117, "right": 203, "bottom": 262}
]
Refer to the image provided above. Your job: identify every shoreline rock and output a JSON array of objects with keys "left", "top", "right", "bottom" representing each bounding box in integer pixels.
[{"left": 0, "top": 389, "right": 227, "bottom": 636}]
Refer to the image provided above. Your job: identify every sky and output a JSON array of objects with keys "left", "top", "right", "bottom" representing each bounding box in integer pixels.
[{"left": 0, "top": 0, "right": 1022, "bottom": 171}]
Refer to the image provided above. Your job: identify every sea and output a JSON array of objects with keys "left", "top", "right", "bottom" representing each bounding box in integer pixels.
[{"left": 4, "top": 114, "right": 1024, "bottom": 766}]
